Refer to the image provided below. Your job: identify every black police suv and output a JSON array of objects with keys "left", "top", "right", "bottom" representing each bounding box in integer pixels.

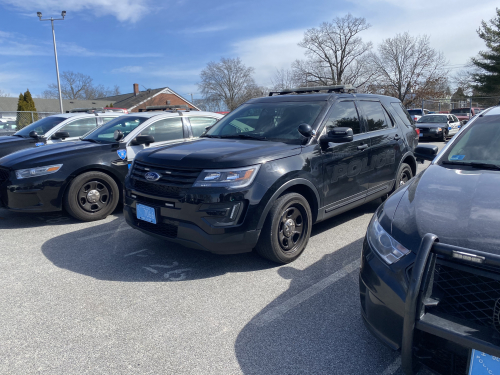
[
  {"left": 360, "top": 105, "right": 500, "bottom": 374},
  {"left": 0, "top": 111, "right": 222, "bottom": 221},
  {"left": 0, "top": 113, "right": 120, "bottom": 158},
  {"left": 124, "top": 85, "right": 419, "bottom": 264}
]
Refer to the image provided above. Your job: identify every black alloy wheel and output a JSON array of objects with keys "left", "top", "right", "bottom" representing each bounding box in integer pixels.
[
  {"left": 398, "top": 163, "right": 413, "bottom": 187},
  {"left": 441, "top": 129, "right": 448, "bottom": 142},
  {"left": 255, "top": 192, "right": 312, "bottom": 264},
  {"left": 64, "top": 171, "right": 120, "bottom": 221}
]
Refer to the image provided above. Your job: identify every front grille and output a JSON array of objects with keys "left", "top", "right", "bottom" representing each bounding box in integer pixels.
[
  {"left": 130, "top": 161, "right": 201, "bottom": 198},
  {"left": 430, "top": 263, "right": 500, "bottom": 331},
  {"left": 418, "top": 127, "right": 431, "bottom": 133},
  {"left": 0, "top": 167, "right": 9, "bottom": 185},
  {"left": 135, "top": 219, "right": 178, "bottom": 238}
]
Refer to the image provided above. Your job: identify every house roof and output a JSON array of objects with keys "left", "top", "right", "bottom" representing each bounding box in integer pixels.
[
  {"left": 96, "top": 87, "right": 200, "bottom": 111},
  {"left": 0, "top": 97, "right": 115, "bottom": 113}
]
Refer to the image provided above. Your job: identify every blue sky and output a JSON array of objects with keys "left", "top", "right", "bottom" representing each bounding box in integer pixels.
[{"left": 0, "top": 0, "right": 498, "bottom": 101}]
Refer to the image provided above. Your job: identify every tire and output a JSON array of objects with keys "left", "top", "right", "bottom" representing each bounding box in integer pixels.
[
  {"left": 441, "top": 130, "right": 448, "bottom": 142},
  {"left": 396, "top": 163, "right": 413, "bottom": 189},
  {"left": 255, "top": 193, "right": 312, "bottom": 264},
  {"left": 63, "top": 171, "right": 119, "bottom": 222}
]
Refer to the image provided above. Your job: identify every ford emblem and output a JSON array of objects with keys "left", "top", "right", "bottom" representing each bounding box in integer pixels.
[{"left": 145, "top": 172, "right": 161, "bottom": 182}]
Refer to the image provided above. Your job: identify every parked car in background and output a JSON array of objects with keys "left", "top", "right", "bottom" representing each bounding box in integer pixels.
[
  {"left": 450, "top": 107, "right": 479, "bottom": 124},
  {"left": 416, "top": 114, "right": 461, "bottom": 141},
  {"left": 0, "top": 112, "right": 120, "bottom": 159},
  {"left": 0, "top": 122, "right": 18, "bottom": 136},
  {"left": 0, "top": 111, "right": 222, "bottom": 221},
  {"left": 407, "top": 108, "right": 430, "bottom": 122},
  {"left": 360, "top": 105, "right": 500, "bottom": 375}
]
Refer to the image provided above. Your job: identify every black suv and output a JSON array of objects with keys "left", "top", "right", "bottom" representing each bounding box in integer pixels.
[{"left": 123, "top": 86, "right": 419, "bottom": 264}]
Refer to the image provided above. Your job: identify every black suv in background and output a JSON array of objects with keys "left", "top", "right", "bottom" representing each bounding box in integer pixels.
[{"left": 124, "top": 86, "right": 420, "bottom": 264}]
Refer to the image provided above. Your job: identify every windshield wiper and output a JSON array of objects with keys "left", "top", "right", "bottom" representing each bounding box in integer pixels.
[
  {"left": 221, "top": 134, "right": 268, "bottom": 141},
  {"left": 442, "top": 160, "right": 500, "bottom": 170}
]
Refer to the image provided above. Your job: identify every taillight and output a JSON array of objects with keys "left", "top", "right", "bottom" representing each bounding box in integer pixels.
[{"left": 415, "top": 128, "right": 420, "bottom": 136}]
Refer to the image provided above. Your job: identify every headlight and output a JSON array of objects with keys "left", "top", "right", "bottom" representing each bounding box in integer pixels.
[
  {"left": 367, "top": 215, "right": 410, "bottom": 264},
  {"left": 193, "top": 165, "right": 260, "bottom": 188},
  {"left": 436, "top": 127, "right": 442, "bottom": 131},
  {"left": 15, "top": 164, "right": 63, "bottom": 179}
]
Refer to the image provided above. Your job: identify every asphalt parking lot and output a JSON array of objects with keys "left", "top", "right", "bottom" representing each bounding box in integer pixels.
[{"left": 0, "top": 140, "right": 443, "bottom": 375}]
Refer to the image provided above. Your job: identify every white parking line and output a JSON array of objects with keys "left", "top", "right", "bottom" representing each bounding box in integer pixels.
[
  {"left": 381, "top": 357, "right": 401, "bottom": 375},
  {"left": 251, "top": 259, "right": 360, "bottom": 326},
  {"left": 77, "top": 226, "right": 129, "bottom": 240},
  {"left": 124, "top": 249, "right": 148, "bottom": 257}
]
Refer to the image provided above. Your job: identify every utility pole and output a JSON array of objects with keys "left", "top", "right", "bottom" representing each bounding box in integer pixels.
[{"left": 38, "top": 11, "right": 66, "bottom": 114}]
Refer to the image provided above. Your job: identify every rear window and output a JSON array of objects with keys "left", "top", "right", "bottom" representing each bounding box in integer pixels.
[{"left": 407, "top": 109, "right": 423, "bottom": 116}]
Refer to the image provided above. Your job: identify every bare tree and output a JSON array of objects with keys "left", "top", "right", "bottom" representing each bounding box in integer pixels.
[
  {"left": 198, "top": 57, "right": 257, "bottom": 111},
  {"left": 293, "top": 14, "right": 374, "bottom": 88},
  {"left": 0, "top": 89, "right": 10, "bottom": 97},
  {"left": 42, "top": 71, "right": 121, "bottom": 100},
  {"left": 270, "top": 68, "right": 300, "bottom": 90},
  {"left": 368, "top": 33, "right": 449, "bottom": 107}
]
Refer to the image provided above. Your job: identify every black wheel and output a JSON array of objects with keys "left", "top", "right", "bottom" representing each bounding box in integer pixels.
[
  {"left": 441, "top": 129, "right": 448, "bottom": 142},
  {"left": 64, "top": 171, "right": 119, "bottom": 221},
  {"left": 255, "top": 193, "right": 312, "bottom": 264},
  {"left": 397, "top": 163, "right": 413, "bottom": 188}
]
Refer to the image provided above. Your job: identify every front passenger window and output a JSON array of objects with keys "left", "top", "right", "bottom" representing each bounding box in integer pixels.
[{"left": 323, "top": 101, "right": 361, "bottom": 134}]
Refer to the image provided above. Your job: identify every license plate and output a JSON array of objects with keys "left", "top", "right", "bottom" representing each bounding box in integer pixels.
[
  {"left": 136, "top": 203, "right": 156, "bottom": 224},
  {"left": 419, "top": 133, "right": 423, "bottom": 137},
  {"left": 469, "top": 349, "right": 500, "bottom": 374}
]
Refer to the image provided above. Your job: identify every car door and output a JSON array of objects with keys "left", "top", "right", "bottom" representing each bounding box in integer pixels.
[
  {"left": 450, "top": 115, "right": 461, "bottom": 135},
  {"left": 47, "top": 117, "right": 98, "bottom": 143},
  {"left": 126, "top": 117, "right": 187, "bottom": 160},
  {"left": 186, "top": 116, "right": 220, "bottom": 137},
  {"left": 321, "top": 100, "right": 371, "bottom": 212},
  {"left": 357, "top": 100, "right": 403, "bottom": 197}
]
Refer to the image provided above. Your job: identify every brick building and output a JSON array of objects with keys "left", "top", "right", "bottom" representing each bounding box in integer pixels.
[{"left": 97, "top": 84, "right": 199, "bottom": 112}]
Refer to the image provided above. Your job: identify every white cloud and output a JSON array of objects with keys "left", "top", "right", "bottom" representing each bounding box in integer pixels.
[
  {"left": 181, "top": 25, "right": 231, "bottom": 34},
  {"left": 0, "top": 0, "right": 151, "bottom": 22},
  {"left": 111, "top": 66, "right": 144, "bottom": 74}
]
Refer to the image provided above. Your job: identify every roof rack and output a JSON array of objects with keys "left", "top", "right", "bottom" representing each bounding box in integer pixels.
[
  {"left": 66, "top": 107, "right": 104, "bottom": 113},
  {"left": 139, "top": 105, "right": 192, "bottom": 112},
  {"left": 268, "top": 85, "right": 356, "bottom": 96}
]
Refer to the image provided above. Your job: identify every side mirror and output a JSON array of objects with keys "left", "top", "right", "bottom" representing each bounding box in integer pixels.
[
  {"left": 131, "top": 135, "right": 155, "bottom": 146},
  {"left": 52, "top": 131, "right": 70, "bottom": 140},
  {"left": 320, "top": 127, "right": 353, "bottom": 147},
  {"left": 114, "top": 129, "right": 124, "bottom": 141},
  {"left": 29, "top": 130, "right": 39, "bottom": 139},
  {"left": 298, "top": 123, "right": 315, "bottom": 138},
  {"left": 415, "top": 144, "right": 438, "bottom": 163}
]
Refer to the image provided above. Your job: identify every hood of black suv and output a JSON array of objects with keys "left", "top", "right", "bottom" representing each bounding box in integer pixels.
[
  {"left": 135, "top": 138, "right": 302, "bottom": 168},
  {"left": 389, "top": 164, "right": 500, "bottom": 255}
]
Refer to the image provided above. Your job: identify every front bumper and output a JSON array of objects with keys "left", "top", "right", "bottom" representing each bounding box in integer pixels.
[{"left": 360, "top": 233, "right": 500, "bottom": 374}]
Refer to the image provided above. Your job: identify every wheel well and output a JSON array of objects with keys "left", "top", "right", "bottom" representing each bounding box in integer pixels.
[
  {"left": 278, "top": 184, "right": 319, "bottom": 223},
  {"left": 403, "top": 155, "right": 417, "bottom": 177}
]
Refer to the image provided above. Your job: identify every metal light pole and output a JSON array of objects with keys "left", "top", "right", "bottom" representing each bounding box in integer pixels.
[{"left": 37, "top": 11, "right": 66, "bottom": 114}]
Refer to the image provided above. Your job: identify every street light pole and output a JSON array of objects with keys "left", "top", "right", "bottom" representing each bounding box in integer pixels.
[{"left": 38, "top": 11, "right": 66, "bottom": 114}]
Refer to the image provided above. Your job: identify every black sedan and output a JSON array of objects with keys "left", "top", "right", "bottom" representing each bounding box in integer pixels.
[
  {"left": 416, "top": 114, "right": 461, "bottom": 141},
  {"left": 360, "top": 105, "right": 500, "bottom": 374}
]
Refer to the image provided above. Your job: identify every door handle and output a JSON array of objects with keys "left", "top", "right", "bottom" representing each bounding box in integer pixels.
[
  {"left": 394, "top": 134, "right": 401, "bottom": 140},
  {"left": 357, "top": 143, "right": 369, "bottom": 151}
]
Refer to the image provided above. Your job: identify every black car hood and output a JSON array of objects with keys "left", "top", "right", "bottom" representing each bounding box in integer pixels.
[
  {"left": 0, "top": 135, "right": 30, "bottom": 145},
  {"left": 416, "top": 122, "right": 447, "bottom": 128},
  {"left": 391, "top": 164, "right": 500, "bottom": 255},
  {"left": 0, "top": 141, "right": 115, "bottom": 168},
  {"left": 136, "top": 138, "right": 302, "bottom": 168}
]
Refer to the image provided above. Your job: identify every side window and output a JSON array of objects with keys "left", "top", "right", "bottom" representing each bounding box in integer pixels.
[
  {"left": 390, "top": 103, "right": 413, "bottom": 126},
  {"left": 101, "top": 117, "right": 116, "bottom": 124},
  {"left": 358, "top": 101, "right": 389, "bottom": 132},
  {"left": 452, "top": 115, "right": 459, "bottom": 123},
  {"left": 140, "top": 117, "right": 183, "bottom": 143},
  {"left": 189, "top": 117, "right": 218, "bottom": 137},
  {"left": 58, "top": 117, "right": 98, "bottom": 138},
  {"left": 323, "top": 101, "right": 362, "bottom": 134}
]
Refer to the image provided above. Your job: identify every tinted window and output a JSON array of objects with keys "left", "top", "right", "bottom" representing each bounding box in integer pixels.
[
  {"left": 85, "top": 116, "right": 149, "bottom": 143},
  {"left": 58, "top": 117, "right": 98, "bottom": 138},
  {"left": 206, "top": 102, "right": 326, "bottom": 144},
  {"left": 443, "top": 115, "right": 500, "bottom": 165},
  {"left": 407, "top": 109, "right": 423, "bottom": 116},
  {"left": 139, "top": 118, "right": 184, "bottom": 143},
  {"left": 452, "top": 115, "right": 459, "bottom": 122},
  {"left": 323, "top": 101, "right": 361, "bottom": 134},
  {"left": 358, "top": 101, "right": 389, "bottom": 131},
  {"left": 189, "top": 117, "right": 219, "bottom": 137},
  {"left": 417, "top": 115, "right": 447, "bottom": 123},
  {"left": 14, "top": 116, "right": 66, "bottom": 137},
  {"left": 391, "top": 103, "right": 413, "bottom": 126}
]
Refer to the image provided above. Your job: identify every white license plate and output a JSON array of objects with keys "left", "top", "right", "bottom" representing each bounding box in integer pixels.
[
  {"left": 136, "top": 203, "right": 156, "bottom": 224},
  {"left": 469, "top": 349, "right": 500, "bottom": 374}
]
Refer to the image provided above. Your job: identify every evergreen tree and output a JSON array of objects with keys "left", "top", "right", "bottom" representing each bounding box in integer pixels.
[
  {"left": 16, "top": 90, "right": 38, "bottom": 128},
  {"left": 471, "top": 8, "right": 500, "bottom": 95},
  {"left": 16, "top": 93, "right": 26, "bottom": 111}
]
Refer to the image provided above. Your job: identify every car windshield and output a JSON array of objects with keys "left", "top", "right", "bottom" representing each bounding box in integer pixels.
[
  {"left": 83, "top": 115, "right": 149, "bottom": 143},
  {"left": 407, "top": 110, "right": 422, "bottom": 116},
  {"left": 204, "top": 102, "right": 326, "bottom": 144},
  {"left": 442, "top": 115, "right": 500, "bottom": 166},
  {"left": 451, "top": 109, "right": 470, "bottom": 115},
  {"left": 14, "top": 116, "right": 66, "bottom": 137},
  {"left": 418, "top": 115, "right": 447, "bottom": 123}
]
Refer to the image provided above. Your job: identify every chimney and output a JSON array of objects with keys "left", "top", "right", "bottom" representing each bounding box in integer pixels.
[{"left": 133, "top": 83, "right": 139, "bottom": 96}]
